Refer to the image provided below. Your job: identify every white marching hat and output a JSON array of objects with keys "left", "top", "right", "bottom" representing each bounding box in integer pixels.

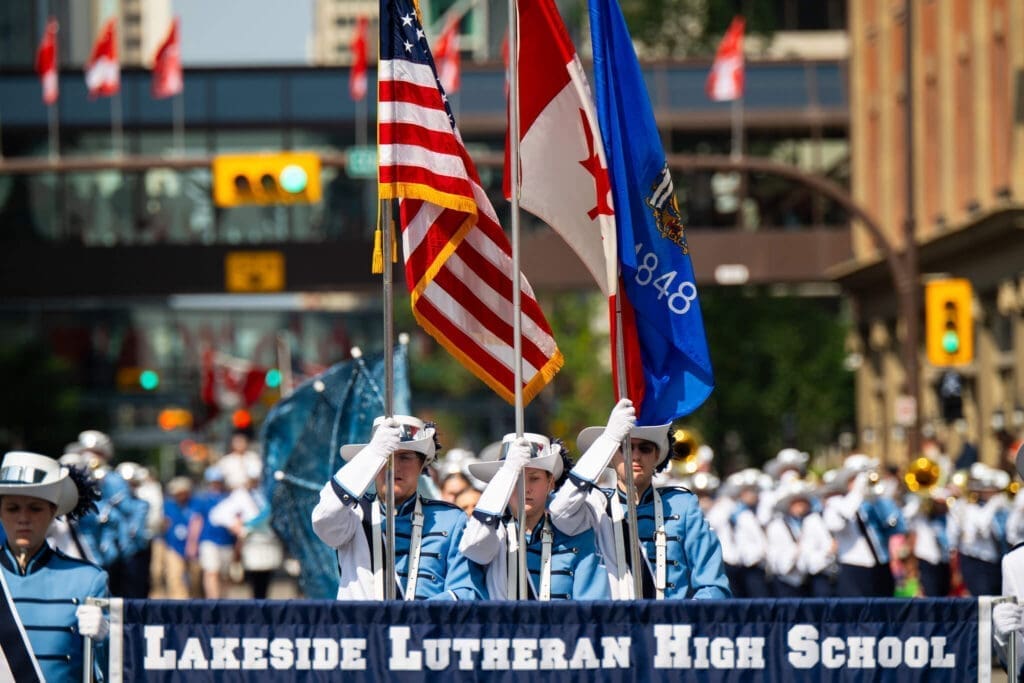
[
  {"left": 830, "top": 453, "right": 879, "bottom": 489},
  {"left": 339, "top": 415, "right": 438, "bottom": 465},
  {"left": 774, "top": 479, "right": 816, "bottom": 513},
  {"left": 0, "top": 451, "right": 79, "bottom": 516},
  {"left": 575, "top": 423, "right": 672, "bottom": 466},
  {"left": 78, "top": 430, "right": 113, "bottom": 458},
  {"left": 764, "top": 448, "right": 809, "bottom": 479},
  {"left": 468, "top": 433, "right": 563, "bottom": 483},
  {"left": 968, "top": 462, "right": 1010, "bottom": 492}
]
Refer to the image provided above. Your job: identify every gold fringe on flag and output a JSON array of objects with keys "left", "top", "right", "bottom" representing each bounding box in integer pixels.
[{"left": 371, "top": 213, "right": 384, "bottom": 274}]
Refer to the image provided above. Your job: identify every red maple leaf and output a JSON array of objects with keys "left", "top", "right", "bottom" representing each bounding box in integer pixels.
[{"left": 578, "top": 109, "right": 614, "bottom": 220}]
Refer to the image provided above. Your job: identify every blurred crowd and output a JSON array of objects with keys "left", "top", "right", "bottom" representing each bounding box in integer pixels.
[
  {"left": 45, "top": 428, "right": 287, "bottom": 601},
  {"left": 12, "top": 424, "right": 1022, "bottom": 602}
]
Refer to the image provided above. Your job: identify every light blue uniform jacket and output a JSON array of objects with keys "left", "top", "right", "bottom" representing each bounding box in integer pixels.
[{"left": 2, "top": 542, "right": 109, "bottom": 682}]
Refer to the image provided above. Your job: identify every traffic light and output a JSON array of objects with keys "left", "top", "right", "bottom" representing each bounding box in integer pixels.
[
  {"left": 212, "top": 152, "right": 322, "bottom": 207},
  {"left": 158, "top": 408, "right": 193, "bottom": 431},
  {"left": 139, "top": 369, "right": 160, "bottom": 391},
  {"left": 232, "top": 409, "right": 253, "bottom": 430},
  {"left": 925, "top": 278, "right": 974, "bottom": 366}
]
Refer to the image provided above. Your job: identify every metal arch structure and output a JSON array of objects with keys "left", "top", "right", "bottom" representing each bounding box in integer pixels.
[{"left": 664, "top": 152, "right": 920, "bottom": 458}]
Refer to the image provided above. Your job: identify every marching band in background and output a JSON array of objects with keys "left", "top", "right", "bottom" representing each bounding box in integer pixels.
[{"left": 4, "top": 414, "right": 1024, "bottom": 679}]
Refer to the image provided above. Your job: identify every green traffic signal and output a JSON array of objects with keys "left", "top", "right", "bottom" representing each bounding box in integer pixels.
[
  {"left": 265, "top": 368, "right": 282, "bottom": 388},
  {"left": 279, "top": 164, "right": 308, "bottom": 194},
  {"left": 941, "top": 330, "right": 960, "bottom": 354},
  {"left": 139, "top": 369, "right": 160, "bottom": 391}
]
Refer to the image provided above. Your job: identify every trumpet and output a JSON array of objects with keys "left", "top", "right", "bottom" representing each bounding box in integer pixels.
[
  {"left": 904, "top": 456, "right": 941, "bottom": 494},
  {"left": 670, "top": 427, "right": 701, "bottom": 477}
]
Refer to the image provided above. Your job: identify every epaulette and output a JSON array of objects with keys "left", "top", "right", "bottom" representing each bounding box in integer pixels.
[{"left": 658, "top": 485, "right": 695, "bottom": 495}]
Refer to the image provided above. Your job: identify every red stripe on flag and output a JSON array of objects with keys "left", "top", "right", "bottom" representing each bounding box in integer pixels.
[
  {"left": 414, "top": 296, "right": 516, "bottom": 390},
  {"left": 380, "top": 80, "right": 449, "bottom": 111},
  {"left": 379, "top": 122, "right": 465, "bottom": 157},
  {"left": 610, "top": 288, "right": 646, "bottom": 409},
  {"left": 379, "top": 164, "right": 476, "bottom": 199}
]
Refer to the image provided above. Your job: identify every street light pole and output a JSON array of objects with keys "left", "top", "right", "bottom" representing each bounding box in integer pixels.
[{"left": 902, "top": 0, "right": 922, "bottom": 459}]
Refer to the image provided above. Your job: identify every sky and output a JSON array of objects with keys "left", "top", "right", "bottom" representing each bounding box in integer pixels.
[{"left": 175, "top": 0, "right": 315, "bottom": 65}]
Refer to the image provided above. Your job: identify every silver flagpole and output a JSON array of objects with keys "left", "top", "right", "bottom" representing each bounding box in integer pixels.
[
  {"left": 508, "top": 0, "right": 527, "bottom": 601},
  {"left": 111, "top": 92, "right": 123, "bottom": 157},
  {"left": 614, "top": 298, "right": 644, "bottom": 599},
  {"left": 47, "top": 102, "right": 59, "bottom": 160},
  {"left": 172, "top": 90, "right": 185, "bottom": 156},
  {"left": 378, "top": 15, "right": 397, "bottom": 597},
  {"left": 382, "top": 203, "right": 397, "bottom": 601}
]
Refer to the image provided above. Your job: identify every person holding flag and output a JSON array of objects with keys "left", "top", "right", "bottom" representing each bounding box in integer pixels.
[
  {"left": 458, "top": 434, "right": 610, "bottom": 601},
  {"left": 311, "top": 415, "right": 487, "bottom": 600},
  {"left": 0, "top": 451, "right": 108, "bottom": 682},
  {"left": 549, "top": 399, "right": 730, "bottom": 599}
]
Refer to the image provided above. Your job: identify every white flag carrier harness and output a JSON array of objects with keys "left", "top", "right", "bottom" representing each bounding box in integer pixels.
[
  {"left": 612, "top": 487, "right": 668, "bottom": 599},
  {"left": 505, "top": 516, "right": 555, "bottom": 600},
  {"left": 371, "top": 496, "right": 424, "bottom": 600}
]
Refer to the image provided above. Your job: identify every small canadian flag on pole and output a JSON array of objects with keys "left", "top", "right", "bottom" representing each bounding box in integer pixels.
[
  {"left": 152, "top": 18, "right": 183, "bottom": 99},
  {"left": 705, "top": 15, "right": 745, "bottom": 102},
  {"left": 349, "top": 15, "right": 368, "bottom": 102},
  {"left": 35, "top": 18, "right": 58, "bottom": 105},
  {"left": 433, "top": 20, "right": 460, "bottom": 94},
  {"left": 85, "top": 18, "right": 120, "bottom": 98}
]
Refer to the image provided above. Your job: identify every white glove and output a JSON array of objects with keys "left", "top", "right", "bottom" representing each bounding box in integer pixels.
[
  {"left": 475, "top": 439, "right": 534, "bottom": 518},
  {"left": 603, "top": 399, "right": 636, "bottom": 444},
  {"left": 852, "top": 472, "right": 871, "bottom": 498},
  {"left": 503, "top": 438, "right": 533, "bottom": 472},
  {"left": 994, "top": 602, "right": 1024, "bottom": 637},
  {"left": 333, "top": 419, "right": 402, "bottom": 498},
  {"left": 76, "top": 604, "right": 109, "bottom": 641},
  {"left": 571, "top": 400, "right": 635, "bottom": 484}
]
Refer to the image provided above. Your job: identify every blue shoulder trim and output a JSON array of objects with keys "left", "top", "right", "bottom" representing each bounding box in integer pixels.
[{"left": 568, "top": 471, "right": 596, "bottom": 493}]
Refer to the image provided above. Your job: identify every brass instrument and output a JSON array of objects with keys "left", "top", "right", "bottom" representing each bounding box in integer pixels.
[
  {"left": 904, "top": 456, "right": 941, "bottom": 493},
  {"left": 670, "top": 427, "right": 701, "bottom": 477}
]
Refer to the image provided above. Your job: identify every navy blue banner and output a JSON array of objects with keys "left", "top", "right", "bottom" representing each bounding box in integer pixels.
[{"left": 114, "top": 598, "right": 979, "bottom": 681}]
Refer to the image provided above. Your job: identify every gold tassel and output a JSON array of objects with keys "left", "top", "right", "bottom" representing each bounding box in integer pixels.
[{"left": 371, "top": 225, "right": 383, "bottom": 274}]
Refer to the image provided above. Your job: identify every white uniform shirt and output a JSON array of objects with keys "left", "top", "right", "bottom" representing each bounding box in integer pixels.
[
  {"left": 823, "top": 491, "right": 877, "bottom": 568},
  {"left": 706, "top": 496, "right": 738, "bottom": 565},
  {"left": 960, "top": 496, "right": 1009, "bottom": 563}
]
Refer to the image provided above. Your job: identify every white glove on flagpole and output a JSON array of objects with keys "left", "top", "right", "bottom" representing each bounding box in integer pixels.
[
  {"left": 76, "top": 604, "right": 109, "bottom": 641},
  {"left": 572, "top": 399, "right": 636, "bottom": 483},
  {"left": 994, "top": 602, "right": 1024, "bottom": 638},
  {"left": 334, "top": 419, "right": 402, "bottom": 498},
  {"left": 475, "top": 439, "right": 533, "bottom": 517}
]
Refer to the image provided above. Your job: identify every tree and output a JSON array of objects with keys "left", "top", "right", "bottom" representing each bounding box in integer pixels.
[
  {"left": 615, "top": 0, "right": 779, "bottom": 58},
  {"left": 685, "top": 288, "right": 854, "bottom": 471}
]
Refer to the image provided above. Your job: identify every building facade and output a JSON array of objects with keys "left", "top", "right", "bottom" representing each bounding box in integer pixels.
[{"left": 844, "top": 0, "right": 1024, "bottom": 468}]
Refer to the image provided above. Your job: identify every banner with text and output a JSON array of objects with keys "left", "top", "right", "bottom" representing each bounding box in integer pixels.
[{"left": 111, "top": 598, "right": 981, "bottom": 682}]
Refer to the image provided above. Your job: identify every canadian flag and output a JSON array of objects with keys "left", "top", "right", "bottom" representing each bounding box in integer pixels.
[
  {"left": 433, "top": 20, "right": 460, "bottom": 94},
  {"left": 706, "top": 16, "right": 745, "bottom": 102},
  {"left": 35, "top": 18, "right": 58, "bottom": 105},
  {"left": 201, "top": 350, "right": 266, "bottom": 413},
  {"left": 85, "top": 18, "right": 119, "bottom": 98},
  {"left": 152, "top": 19, "right": 183, "bottom": 99},
  {"left": 505, "top": 0, "right": 617, "bottom": 297},
  {"left": 349, "top": 15, "right": 368, "bottom": 102}
]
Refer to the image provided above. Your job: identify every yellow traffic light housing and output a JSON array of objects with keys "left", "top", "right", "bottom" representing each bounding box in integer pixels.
[
  {"left": 212, "top": 152, "right": 322, "bottom": 207},
  {"left": 925, "top": 278, "right": 974, "bottom": 366}
]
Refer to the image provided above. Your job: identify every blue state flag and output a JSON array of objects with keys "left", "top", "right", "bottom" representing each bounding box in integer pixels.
[{"left": 589, "top": 0, "right": 714, "bottom": 424}]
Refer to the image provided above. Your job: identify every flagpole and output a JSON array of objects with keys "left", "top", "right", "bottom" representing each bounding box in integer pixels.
[
  {"left": 111, "top": 93, "right": 123, "bottom": 157},
  {"left": 508, "top": 0, "right": 528, "bottom": 602},
  {"left": 356, "top": 96, "right": 367, "bottom": 147},
  {"left": 731, "top": 95, "right": 744, "bottom": 229},
  {"left": 613, "top": 299, "right": 644, "bottom": 599},
  {"left": 47, "top": 103, "right": 59, "bottom": 160},
  {"left": 172, "top": 91, "right": 185, "bottom": 156},
  {"left": 276, "top": 332, "right": 293, "bottom": 397}
]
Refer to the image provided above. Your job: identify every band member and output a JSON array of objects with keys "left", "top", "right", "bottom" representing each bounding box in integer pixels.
[
  {"left": 0, "top": 451, "right": 107, "bottom": 682},
  {"left": 823, "top": 454, "right": 907, "bottom": 597},
  {"left": 312, "top": 415, "right": 487, "bottom": 600},
  {"left": 549, "top": 399, "right": 731, "bottom": 599},
  {"left": 957, "top": 463, "right": 1010, "bottom": 596},
  {"left": 725, "top": 468, "right": 771, "bottom": 597},
  {"left": 459, "top": 434, "right": 609, "bottom": 600}
]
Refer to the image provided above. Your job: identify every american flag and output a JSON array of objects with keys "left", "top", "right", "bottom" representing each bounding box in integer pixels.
[{"left": 377, "top": 0, "right": 563, "bottom": 404}]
